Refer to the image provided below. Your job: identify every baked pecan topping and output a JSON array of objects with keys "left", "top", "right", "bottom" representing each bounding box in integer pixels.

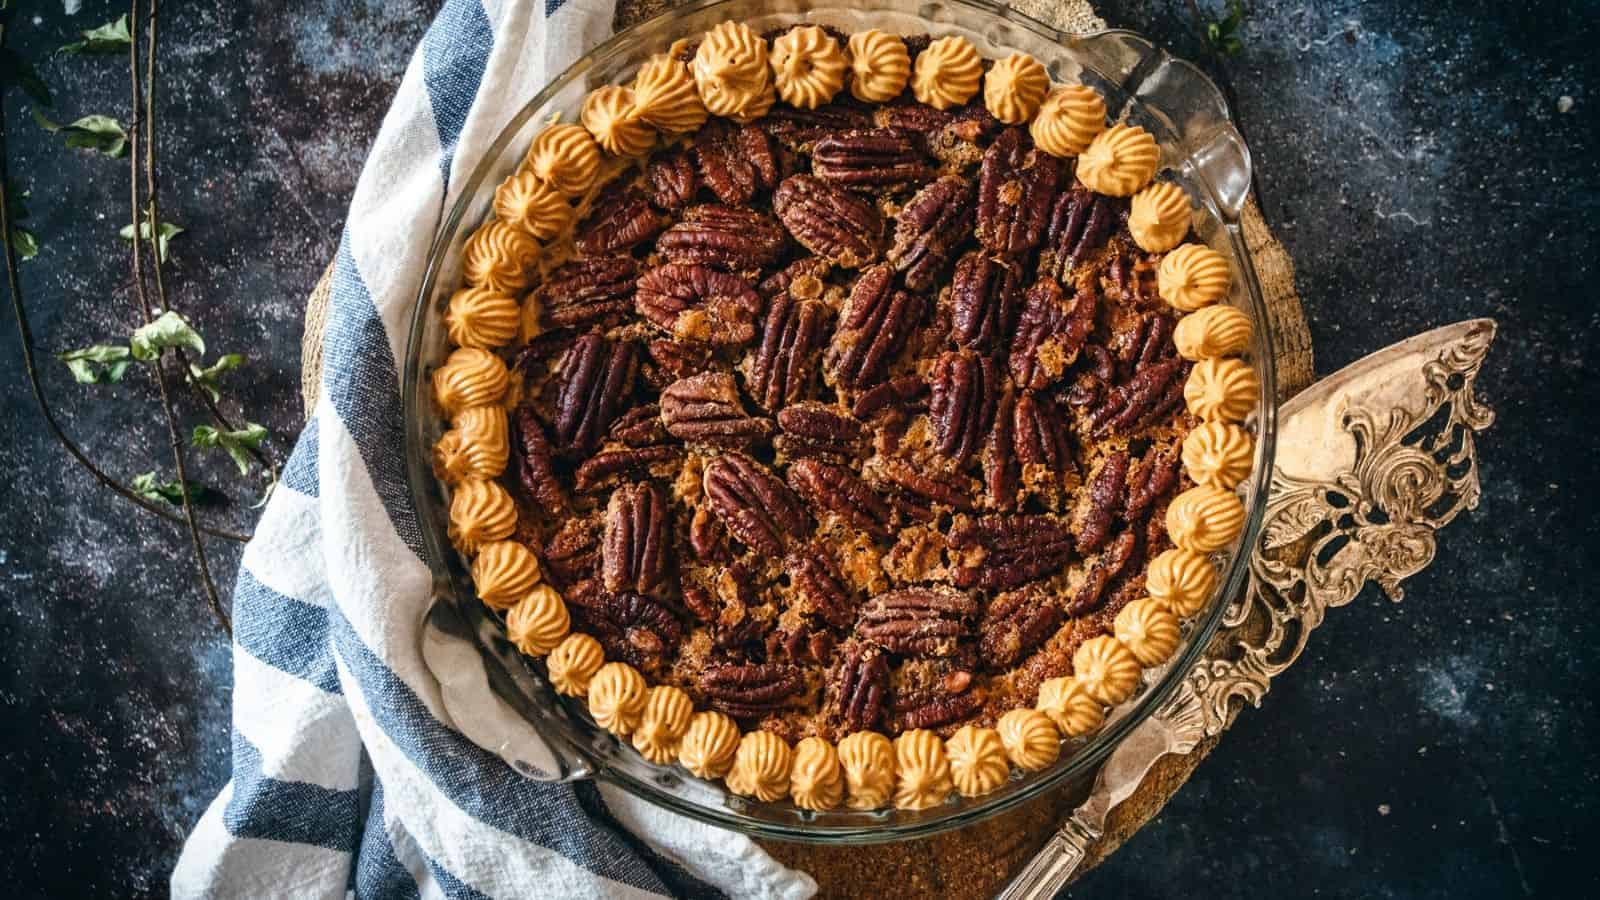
[
  {"left": 829, "top": 643, "right": 889, "bottom": 733},
  {"left": 1124, "top": 442, "right": 1181, "bottom": 525},
  {"left": 983, "top": 386, "right": 1019, "bottom": 510},
  {"left": 772, "top": 175, "right": 884, "bottom": 268},
  {"left": 609, "top": 403, "right": 670, "bottom": 447},
  {"left": 865, "top": 455, "right": 977, "bottom": 519},
  {"left": 575, "top": 185, "right": 665, "bottom": 256},
  {"left": 543, "top": 515, "right": 601, "bottom": 588},
  {"left": 776, "top": 402, "right": 868, "bottom": 462},
  {"left": 1110, "top": 311, "right": 1179, "bottom": 381},
  {"left": 635, "top": 263, "right": 763, "bottom": 345},
  {"left": 657, "top": 204, "right": 787, "bottom": 273},
  {"left": 1072, "top": 450, "right": 1128, "bottom": 553},
  {"left": 1064, "top": 529, "right": 1139, "bottom": 616},
  {"left": 1083, "top": 357, "right": 1187, "bottom": 438},
  {"left": 699, "top": 663, "right": 805, "bottom": 719},
  {"left": 888, "top": 176, "right": 975, "bottom": 293},
  {"left": 851, "top": 375, "right": 928, "bottom": 422},
  {"left": 1009, "top": 277, "right": 1095, "bottom": 391},
  {"left": 703, "top": 454, "right": 811, "bottom": 556},
  {"left": 553, "top": 334, "right": 638, "bottom": 454},
  {"left": 975, "top": 127, "right": 1062, "bottom": 256},
  {"left": 744, "top": 293, "right": 830, "bottom": 412},
  {"left": 979, "top": 588, "right": 1064, "bottom": 668},
  {"left": 826, "top": 264, "right": 924, "bottom": 389},
  {"left": 644, "top": 337, "right": 716, "bottom": 388},
  {"left": 659, "top": 371, "right": 774, "bottom": 448},
  {"left": 689, "top": 505, "right": 732, "bottom": 564},
  {"left": 856, "top": 587, "right": 976, "bottom": 657},
  {"left": 693, "top": 120, "right": 779, "bottom": 205},
  {"left": 929, "top": 350, "right": 1000, "bottom": 466},
  {"left": 646, "top": 151, "right": 699, "bottom": 212},
  {"left": 895, "top": 686, "right": 985, "bottom": 732},
  {"left": 1106, "top": 242, "right": 1162, "bottom": 307},
  {"left": 573, "top": 445, "right": 684, "bottom": 493},
  {"left": 602, "top": 482, "right": 670, "bottom": 595},
  {"left": 763, "top": 101, "right": 873, "bottom": 149},
  {"left": 513, "top": 405, "right": 566, "bottom": 513},
  {"left": 570, "top": 590, "right": 684, "bottom": 673},
  {"left": 538, "top": 256, "right": 638, "bottom": 331},
  {"left": 787, "top": 457, "right": 893, "bottom": 540},
  {"left": 1013, "top": 391, "right": 1073, "bottom": 504},
  {"left": 784, "top": 546, "right": 858, "bottom": 629},
  {"left": 1042, "top": 185, "right": 1122, "bottom": 280},
  {"left": 950, "top": 251, "right": 1023, "bottom": 353},
  {"left": 811, "top": 129, "right": 931, "bottom": 189},
  {"left": 948, "top": 514, "right": 1077, "bottom": 591},
  {"left": 758, "top": 256, "right": 832, "bottom": 300}
]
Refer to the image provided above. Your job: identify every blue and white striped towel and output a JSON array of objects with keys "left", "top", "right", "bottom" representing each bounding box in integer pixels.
[{"left": 172, "top": 2, "right": 815, "bottom": 896}]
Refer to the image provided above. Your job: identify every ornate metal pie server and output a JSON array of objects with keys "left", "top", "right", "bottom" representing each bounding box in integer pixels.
[{"left": 1000, "top": 318, "right": 1498, "bottom": 897}]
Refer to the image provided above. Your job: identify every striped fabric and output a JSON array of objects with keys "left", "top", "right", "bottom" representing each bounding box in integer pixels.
[{"left": 171, "top": 2, "right": 815, "bottom": 896}]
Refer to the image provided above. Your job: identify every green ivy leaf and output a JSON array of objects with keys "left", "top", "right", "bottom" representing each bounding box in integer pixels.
[
  {"left": 1204, "top": 0, "right": 1248, "bottom": 57},
  {"left": 0, "top": 48, "right": 53, "bottom": 107},
  {"left": 130, "top": 310, "right": 205, "bottom": 361},
  {"left": 120, "top": 219, "right": 184, "bottom": 263},
  {"left": 3, "top": 181, "right": 37, "bottom": 261},
  {"left": 60, "top": 15, "right": 134, "bottom": 54},
  {"left": 188, "top": 353, "right": 244, "bottom": 403},
  {"left": 33, "top": 111, "right": 129, "bottom": 158},
  {"left": 58, "top": 344, "right": 133, "bottom": 383},
  {"left": 192, "top": 423, "right": 267, "bottom": 475},
  {"left": 130, "top": 471, "right": 215, "bottom": 507}
]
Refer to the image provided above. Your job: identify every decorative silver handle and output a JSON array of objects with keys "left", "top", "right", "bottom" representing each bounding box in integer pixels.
[{"left": 995, "top": 820, "right": 1099, "bottom": 900}]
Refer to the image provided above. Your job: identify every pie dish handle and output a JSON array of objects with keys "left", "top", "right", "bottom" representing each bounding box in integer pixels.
[{"left": 1068, "top": 28, "right": 1253, "bottom": 222}]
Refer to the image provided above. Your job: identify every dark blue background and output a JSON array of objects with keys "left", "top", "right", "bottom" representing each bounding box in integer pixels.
[{"left": 0, "top": 1, "right": 1595, "bottom": 896}]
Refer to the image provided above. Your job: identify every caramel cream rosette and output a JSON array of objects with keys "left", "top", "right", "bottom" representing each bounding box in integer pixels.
[
  {"left": 470, "top": 539, "right": 541, "bottom": 610},
  {"left": 678, "top": 711, "right": 741, "bottom": 779},
  {"left": 1167, "top": 484, "right": 1247, "bottom": 554},
  {"left": 492, "top": 171, "right": 573, "bottom": 242},
  {"left": 523, "top": 123, "right": 601, "bottom": 198},
  {"left": 770, "top": 26, "right": 846, "bottom": 110},
  {"left": 1076, "top": 123, "right": 1160, "bottom": 196},
  {"left": 846, "top": 29, "right": 910, "bottom": 103},
  {"left": 588, "top": 662, "right": 648, "bottom": 736},
  {"left": 447, "top": 478, "right": 515, "bottom": 556},
  {"left": 1113, "top": 597, "right": 1182, "bottom": 667},
  {"left": 1036, "top": 676, "right": 1106, "bottom": 737},
  {"left": 581, "top": 85, "right": 656, "bottom": 158},
  {"left": 434, "top": 404, "right": 508, "bottom": 484},
  {"left": 984, "top": 53, "right": 1049, "bottom": 125},
  {"left": 1157, "top": 242, "right": 1231, "bottom": 312},
  {"left": 893, "top": 729, "right": 953, "bottom": 810},
  {"left": 462, "top": 220, "right": 540, "bottom": 295},
  {"left": 445, "top": 287, "right": 521, "bottom": 349},
  {"left": 996, "top": 708, "right": 1061, "bottom": 772},
  {"left": 725, "top": 731, "right": 793, "bottom": 803},
  {"left": 632, "top": 685, "right": 694, "bottom": 764},
  {"left": 631, "top": 53, "right": 708, "bottom": 133},
  {"left": 1072, "top": 635, "right": 1142, "bottom": 706},
  {"left": 789, "top": 737, "right": 845, "bottom": 811},
  {"left": 505, "top": 584, "right": 569, "bottom": 656},
  {"left": 1174, "top": 303, "right": 1253, "bottom": 360},
  {"left": 1030, "top": 83, "right": 1106, "bottom": 158},
  {"left": 836, "top": 731, "right": 895, "bottom": 810},
  {"left": 691, "top": 21, "right": 775, "bottom": 123},
  {"left": 1182, "top": 420, "right": 1255, "bottom": 488},
  {"left": 432, "top": 347, "right": 509, "bottom": 419},
  {"left": 911, "top": 35, "right": 983, "bottom": 111},
  {"left": 1147, "top": 548, "right": 1217, "bottom": 618},
  {"left": 1185, "top": 357, "right": 1259, "bottom": 423},
  {"left": 546, "top": 632, "right": 604, "bottom": 697},
  {"left": 945, "top": 726, "right": 1009, "bottom": 798},
  {"left": 1129, "top": 181, "right": 1191, "bottom": 253},
  {"left": 431, "top": 430, "right": 472, "bottom": 486}
]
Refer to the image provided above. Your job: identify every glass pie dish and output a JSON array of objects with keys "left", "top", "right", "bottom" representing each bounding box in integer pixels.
[{"left": 402, "top": 0, "right": 1277, "bottom": 844}]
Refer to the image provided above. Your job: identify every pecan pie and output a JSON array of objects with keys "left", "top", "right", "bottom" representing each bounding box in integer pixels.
[{"left": 432, "top": 23, "right": 1259, "bottom": 811}]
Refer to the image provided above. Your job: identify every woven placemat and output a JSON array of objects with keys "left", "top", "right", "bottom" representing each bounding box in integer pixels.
[{"left": 296, "top": 4, "right": 1315, "bottom": 893}]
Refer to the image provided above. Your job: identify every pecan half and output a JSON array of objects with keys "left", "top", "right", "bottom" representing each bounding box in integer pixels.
[
  {"left": 850, "top": 375, "right": 928, "bottom": 421},
  {"left": 703, "top": 454, "right": 811, "bottom": 556},
  {"left": 888, "top": 176, "right": 975, "bottom": 293},
  {"left": 744, "top": 293, "right": 830, "bottom": 411},
  {"left": 699, "top": 663, "right": 804, "bottom": 719},
  {"left": 984, "top": 386, "right": 1019, "bottom": 510},
  {"left": 772, "top": 175, "right": 884, "bottom": 268},
  {"left": 929, "top": 350, "right": 1000, "bottom": 466},
  {"left": 659, "top": 371, "right": 774, "bottom": 448},
  {"left": 949, "top": 251, "right": 1023, "bottom": 353},
  {"left": 538, "top": 256, "right": 638, "bottom": 331},
  {"left": 1009, "top": 277, "right": 1096, "bottom": 391},
  {"left": 811, "top": 129, "right": 931, "bottom": 189},
  {"left": 980, "top": 589, "right": 1064, "bottom": 668},
  {"left": 635, "top": 263, "right": 763, "bottom": 346},
  {"left": 1064, "top": 529, "right": 1139, "bottom": 616},
  {"left": 609, "top": 403, "right": 670, "bottom": 447},
  {"left": 1042, "top": 186, "right": 1122, "bottom": 281},
  {"left": 571, "top": 590, "right": 684, "bottom": 673},
  {"left": 1124, "top": 442, "right": 1181, "bottom": 525},
  {"left": 1072, "top": 450, "right": 1128, "bottom": 553},
  {"left": 785, "top": 546, "right": 858, "bottom": 629},
  {"left": 575, "top": 185, "right": 664, "bottom": 256},
  {"left": 948, "top": 514, "right": 1077, "bottom": 591},
  {"left": 763, "top": 101, "right": 872, "bottom": 150},
  {"left": 975, "top": 127, "right": 1062, "bottom": 255},
  {"left": 646, "top": 151, "right": 699, "bottom": 212},
  {"left": 856, "top": 587, "right": 976, "bottom": 657},
  {"left": 694, "top": 120, "right": 780, "bottom": 205},
  {"left": 873, "top": 96, "right": 955, "bottom": 137},
  {"left": 573, "top": 445, "right": 685, "bottom": 493},
  {"left": 553, "top": 334, "right": 638, "bottom": 454},
  {"left": 513, "top": 405, "right": 566, "bottom": 513},
  {"left": 787, "top": 457, "right": 893, "bottom": 539},
  {"left": 776, "top": 402, "right": 868, "bottom": 462},
  {"left": 1013, "top": 391, "right": 1073, "bottom": 502},
  {"left": 826, "top": 264, "right": 924, "bottom": 389},
  {"left": 1106, "top": 242, "right": 1162, "bottom": 307},
  {"left": 1083, "top": 357, "right": 1186, "bottom": 438},
  {"left": 689, "top": 505, "right": 732, "bottom": 564},
  {"left": 657, "top": 204, "right": 787, "bottom": 272},
  {"left": 602, "top": 483, "right": 670, "bottom": 595},
  {"left": 865, "top": 455, "right": 977, "bottom": 519},
  {"left": 895, "top": 687, "right": 985, "bottom": 732},
  {"left": 1110, "top": 311, "right": 1179, "bottom": 381},
  {"left": 829, "top": 643, "right": 889, "bottom": 734}
]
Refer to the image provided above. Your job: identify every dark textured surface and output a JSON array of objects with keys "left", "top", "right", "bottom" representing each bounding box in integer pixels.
[{"left": 0, "top": 0, "right": 1595, "bottom": 897}]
